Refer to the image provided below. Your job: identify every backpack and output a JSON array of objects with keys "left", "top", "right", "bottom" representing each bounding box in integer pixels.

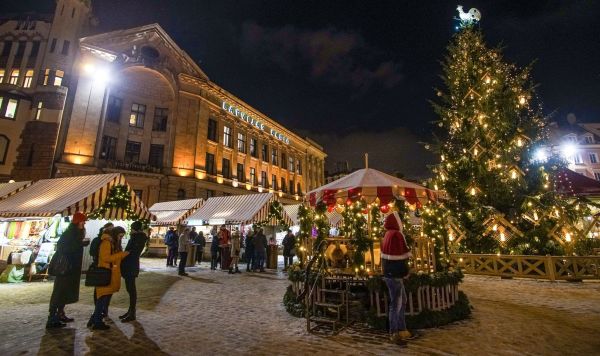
[{"left": 89, "top": 237, "right": 102, "bottom": 263}]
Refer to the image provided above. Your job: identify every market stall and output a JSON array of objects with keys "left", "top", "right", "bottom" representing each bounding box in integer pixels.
[
  {"left": 0, "top": 180, "right": 32, "bottom": 201},
  {"left": 148, "top": 198, "right": 204, "bottom": 261},
  {"left": 0, "top": 173, "right": 153, "bottom": 281},
  {"left": 186, "top": 193, "right": 293, "bottom": 269}
]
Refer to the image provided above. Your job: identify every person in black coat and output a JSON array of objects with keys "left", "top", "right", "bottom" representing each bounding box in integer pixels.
[
  {"left": 47, "top": 212, "right": 89, "bottom": 329},
  {"left": 119, "top": 221, "right": 148, "bottom": 322}
]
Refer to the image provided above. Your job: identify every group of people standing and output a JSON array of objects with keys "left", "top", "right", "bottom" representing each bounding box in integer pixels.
[
  {"left": 164, "top": 226, "right": 205, "bottom": 276},
  {"left": 46, "top": 212, "right": 148, "bottom": 331}
]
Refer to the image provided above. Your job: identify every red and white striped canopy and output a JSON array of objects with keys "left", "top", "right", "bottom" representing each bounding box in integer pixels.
[
  {"left": 0, "top": 180, "right": 31, "bottom": 201},
  {"left": 186, "top": 193, "right": 293, "bottom": 226},
  {"left": 150, "top": 198, "right": 204, "bottom": 226},
  {"left": 308, "top": 168, "right": 437, "bottom": 208},
  {"left": 0, "top": 173, "right": 154, "bottom": 221}
]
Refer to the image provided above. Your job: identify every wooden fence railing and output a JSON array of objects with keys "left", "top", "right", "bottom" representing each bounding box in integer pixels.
[{"left": 450, "top": 254, "right": 600, "bottom": 281}]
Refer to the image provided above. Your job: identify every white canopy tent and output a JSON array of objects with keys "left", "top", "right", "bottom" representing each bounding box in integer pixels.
[
  {"left": 149, "top": 198, "right": 204, "bottom": 226},
  {"left": 0, "top": 181, "right": 31, "bottom": 201}
]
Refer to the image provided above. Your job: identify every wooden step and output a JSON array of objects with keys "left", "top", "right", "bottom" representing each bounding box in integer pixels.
[
  {"left": 309, "top": 316, "right": 338, "bottom": 324},
  {"left": 314, "top": 302, "right": 343, "bottom": 308}
]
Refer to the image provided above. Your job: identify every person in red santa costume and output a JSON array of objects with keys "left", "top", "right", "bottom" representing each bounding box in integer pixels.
[{"left": 381, "top": 210, "right": 413, "bottom": 343}]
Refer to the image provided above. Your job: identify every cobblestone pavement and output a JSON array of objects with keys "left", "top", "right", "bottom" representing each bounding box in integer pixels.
[{"left": 0, "top": 258, "right": 599, "bottom": 355}]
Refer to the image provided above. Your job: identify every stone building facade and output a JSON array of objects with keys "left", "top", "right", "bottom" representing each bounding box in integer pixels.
[
  {"left": 0, "top": 0, "right": 92, "bottom": 181},
  {"left": 548, "top": 120, "right": 600, "bottom": 181},
  {"left": 0, "top": 1, "right": 326, "bottom": 206}
]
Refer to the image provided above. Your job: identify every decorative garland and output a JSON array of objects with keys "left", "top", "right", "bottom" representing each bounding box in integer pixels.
[
  {"left": 88, "top": 184, "right": 149, "bottom": 227},
  {"left": 366, "top": 269, "right": 464, "bottom": 294},
  {"left": 254, "top": 201, "right": 289, "bottom": 230},
  {"left": 339, "top": 199, "right": 369, "bottom": 269}
]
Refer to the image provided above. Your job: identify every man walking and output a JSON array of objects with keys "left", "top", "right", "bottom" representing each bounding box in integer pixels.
[
  {"left": 164, "top": 226, "right": 178, "bottom": 267},
  {"left": 282, "top": 229, "right": 296, "bottom": 270},
  {"left": 178, "top": 228, "right": 191, "bottom": 276},
  {"left": 193, "top": 229, "right": 206, "bottom": 264},
  {"left": 253, "top": 228, "right": 267, "bottom": 272}
]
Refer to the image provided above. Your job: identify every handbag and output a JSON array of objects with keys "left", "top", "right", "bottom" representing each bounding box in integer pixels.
[
  {"left": 48, "top": 252, "right": 72, "bottom": 276},
  {"left": 85, "top": 265, "right": 111, "bottom": 287}
]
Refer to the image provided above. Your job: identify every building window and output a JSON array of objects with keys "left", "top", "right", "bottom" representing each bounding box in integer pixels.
[
  {"left": 3, "top": 98, "right": 18, "bottom": 119},
  {"left": 1, "top": 41, "right": 12, "bottom": 57},
  {"left": 61, "top": 40, "right": 70, "bottom": 55},
  {"left": 49, "top": 38, "right": 57, "bottom": 53},
  {"left": 148, "top": 144, "right": 164, "bottom": 168},
  {"left": 585, "top": 136, "right": 594, "bottom": 144},
  {"left": 43, "top": 69, "right": 50, "bottom": 85},
  {"left": 222, "top": 158, "right": 231, "bottom": 179},
  {"left": 282, "top": 152, "right": 287, "bottom": 169},
  {"left": 289, "top": 156, "right": 294, "bottom": 171},
  {"left": 124, "top": 141, "right": 141, "bottom": 163},
  {"left": 106, "top": 96, "right": 122, "bottom": 123},
  {"left": 207, "top": 118, "right": 217, "bottom": 141},
  {"left": 177, "top": 189, "right": 186, "bottom": 200},
  {"left": 272, "top": 148, "right": 278, "bottom": 166},
  {"left": 262, "top": 144, "right": 268, "bottom": 161},
  {"left": 129, "top": 103, "right": 146, "bottom": 128},
  {"left": 281, "top": 178, "right": 287, "bottom": 193},
  {"left": 9, "top": 69, "right": 19, "bottom": 85},
  {"left": 30, "top": 41, "right": 40, "bottom": 58},
  {"left": 53, "top": 70, "right": 63, "bottom": 86},
  {"left": 594, "top": 172, "right": 600, "bottom": 181},
  {"left": 15, "top": 41, "right": 26, "bottom": 58},
  {"left": 0, "top": 135, "right": 8, "bottom": 165},
  {"left": 133, "top": 189, "right": 143, "bottom": 200},
  {"left": 249, "top": 138, "right": 257, "bottom": 158},
  {"left": 261, "top": 171, "right": 267, "bottom": 187},
  {"left": 206, "top": 153, "right": 215, "bottom": 175},
  {"left": 290, "top": 180, "right": 295, "bottom": 194},
  {"left": 272, "top": 174, "right": 277, "bottom": 190},
  {"left": 0, "top": 69, "right": 4, "bottom": 83},
  {"left": 566, "top": 135, "right": 577, "bottom": 143},
  {"left": 35, "top": 101, "right": 43, "bottom": 120},
  {"left": 250, "top": 167, "right": 256, "bottom": 185},
  {"left": 223, "top": 126, "right": 232, "bottom": 148},
  {"left": 100, "top": 135, "right": 117, "bottom": 160},
  {"left": 152, "top": 107, "right": 168, "bottom": 131},
  {"left": 574, "top": 154, "right": 583, "bottom": 164},
  {"left": 297, "top": 182, "right": 302, "bottom": 195},
  {"left": 206, "top": 189, "right": 215, "bottom": 199},
  {"left": 590, "top": 153, "right": 598, "bottom": 164},
  {"left": 237, "top": 132, "right": 246, "bottom": 153},
  {"left": 297, "top": 160, "right": 302, "bottom": 174},
  {"left": 237, "top": 163, "right": 245, "bottom": 182},
  {"left": 23, "top": 69, "right": 34, "bottom": 88}
]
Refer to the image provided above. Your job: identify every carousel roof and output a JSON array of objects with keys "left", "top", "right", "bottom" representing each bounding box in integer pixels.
[
  {"left": 554, "top": 169, "right": 600, "bottom": 197},
  {"left": 307, "top": 168, "right": 437, "bottom": 207},
  {"left": 149, "top": 198, "right": 204, "bottom": 226}
]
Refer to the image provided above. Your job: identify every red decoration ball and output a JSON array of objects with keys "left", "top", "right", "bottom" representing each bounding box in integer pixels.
[
  {"left": 346, "top": 198, "right": 352, "bottom": 206},
  {"left": 327, "top": 205, "right": 334, "bottom": 213},
  {"left": 380, "top": 205, "right": 390, "bottom": 214},
  {"left": 361, "top": 208, "right": 368, "bottom": 214}
]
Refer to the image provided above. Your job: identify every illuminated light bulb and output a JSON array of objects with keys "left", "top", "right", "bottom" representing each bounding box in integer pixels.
[
  {"left": 448, "top": 232, "right": 454, "bottom": 241},
  {"left": 518, "top": 96, "right": 527, "bottom": 105},
  {"left": 565, "top": 232, "right": 572, "bottom": 242},
  {"left": 492, "top": 224, "right": 498, "bottom": 231},
  {"left": 527, "top": 202, "right": 532, "bottom": 207},
  {"left": 474, "top": 148, "right": 479, "bottom": 156},
  {"left": 533, "top": 211, "right": 538, "bottom": 221},
  {"left": 484, "top": 75, "right": 491, "bottom": 84},
  {"left": 470, "top": 187, "right": 476, "bottom": 196},
  {"left": 517, "top": 138, "right": 523, "bottom": 147},
  {"left": 500, "top": 232, "right": 506, "bottom": 242},
  {"left": 511, "top": 170, "right": 518, "bottom": 179}
]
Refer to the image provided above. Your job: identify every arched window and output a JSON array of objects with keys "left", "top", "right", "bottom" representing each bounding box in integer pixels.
[
  {"left": 0, "top": 135, "right": 9, "bottom": 165},
  {"left": 296, "top": 182, "right": 302, "bottom": 195},
  {"left": 177, "top": 188, "right": 186, "bottom": 200}
]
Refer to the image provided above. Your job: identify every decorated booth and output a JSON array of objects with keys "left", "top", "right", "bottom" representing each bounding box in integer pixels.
[
  {"left": 186, "top": 193, "right": 293, "bottom": 269},
  {"left": 0, "top": 173, "right": 153, "bottom": 282},
  {"left": 283, "top": 164, "right": 470, "bottom": 333},
  {"left": 148, "top": 198, "right": 204, "bottom": 259}
]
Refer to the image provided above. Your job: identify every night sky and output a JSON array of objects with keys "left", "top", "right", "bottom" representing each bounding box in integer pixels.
[{"left": 3, "top": 1, "right": 600, "bottom": 179}]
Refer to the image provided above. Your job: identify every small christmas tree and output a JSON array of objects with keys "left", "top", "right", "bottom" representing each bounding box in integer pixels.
[{"left": 425, "top": 24, "right": 592, "bottom": 255}]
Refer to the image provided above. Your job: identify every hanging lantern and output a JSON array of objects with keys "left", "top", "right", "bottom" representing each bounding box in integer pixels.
[
  {"left": 508, "top": 165, "right": 524, "bottom": 180},
  {"left": 469, "top": 142, "right": 484, "bottom": 158},
  {"left": 465, "top": 182, "right": 481, "bottom": 196}
]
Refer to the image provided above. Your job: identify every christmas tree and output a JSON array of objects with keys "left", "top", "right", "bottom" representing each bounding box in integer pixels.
[{"left": 425, "top": 24, "right": 592, "bottom": 256}]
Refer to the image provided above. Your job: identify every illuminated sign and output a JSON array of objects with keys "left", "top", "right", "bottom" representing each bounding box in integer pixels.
[{"left": 222, "top": 101, "right": 290, "bottom": 144}]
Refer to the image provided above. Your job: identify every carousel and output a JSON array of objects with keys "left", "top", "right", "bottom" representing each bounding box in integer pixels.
[{"left": 284, "top": 159, "right": 470, "bottom": 333}]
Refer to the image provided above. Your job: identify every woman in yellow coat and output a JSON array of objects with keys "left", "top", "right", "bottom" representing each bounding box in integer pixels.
[{"left": 88, "top": 226, "right": 128, "bottom": 330}]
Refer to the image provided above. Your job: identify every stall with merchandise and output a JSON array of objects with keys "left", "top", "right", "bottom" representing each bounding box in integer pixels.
[
  {"left": 0, "top": 173, "right": 153, "bottom": 282},
  {"left": 186, "top": 193, "right": 293, "bottom": 269},
  {"left": 148, "top": 198, "right": 204, "bottom": 259}
]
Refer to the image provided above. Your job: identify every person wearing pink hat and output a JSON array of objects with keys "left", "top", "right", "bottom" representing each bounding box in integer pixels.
[
  {"left": 47, "top": 212, "right": 89, "bottom": 328},
  {"left": 381, "top": 211, "right": 414, "bottom": 343}
]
